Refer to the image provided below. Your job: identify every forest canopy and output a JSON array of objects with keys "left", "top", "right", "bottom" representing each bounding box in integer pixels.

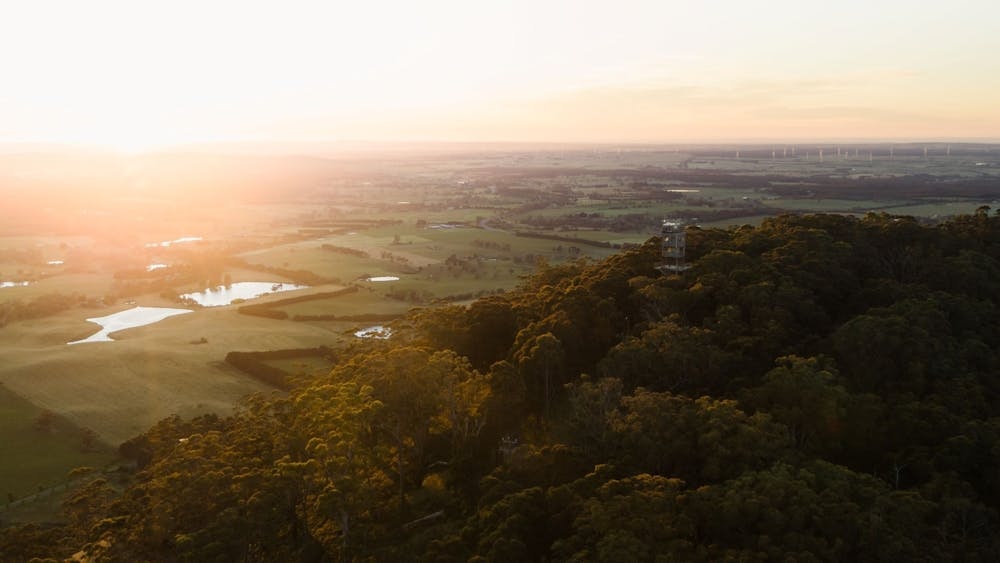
[{"left": 6, "top": 210, "right": 1000, "bottom": 562}]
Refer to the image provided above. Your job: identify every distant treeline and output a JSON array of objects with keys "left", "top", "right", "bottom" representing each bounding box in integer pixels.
[
  {"left": 432, "top": 288, "right": 507, "bottom": 303},
  {"left": 299, "top": 219, "right": 402, "bottom": 230},
  {"left": 224, "top": 346, "right": 334, "bottom": 390},
  {"left": 228, "top": 257, "right": 339, "bottom": 286},
  {"left": 514, "top": 231, "right": 612, "bottom": 248},
  {"left": 235, "top": 305, "right": 289, "bottom": 320},
  {"left": 237, "top": 286, "right": 360, "bottom": 320},
  {"left": 471, "top": 239, "right": 512, "bottom": 251},
  {"left": 291, "top": 313, "right": 401, "bottom": 322},
  {"left": 320, "top": 244, "right": 370, "bottom": 258},
  {"left": 0, "top": 292, "right": 92, "bottom": 328},
  {"left": 522, "top": 212, "right": 661, "bottom": 233},
  {"left": 484, "top": 166, "right": 1000, "bottom": 200}
]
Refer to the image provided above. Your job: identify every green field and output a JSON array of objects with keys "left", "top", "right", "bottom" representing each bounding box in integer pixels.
[
  {"left": 0, "top": 303, "right": 335, "bottom": 447},
  {"left": 274, "top": 291, "right": 415, "bottom": 317},
  {"left": 0, "top": 273, "right": 115, "bottom": 301},
  {"left": 0, "top": 384, "right": 116, "bottom": 500}
]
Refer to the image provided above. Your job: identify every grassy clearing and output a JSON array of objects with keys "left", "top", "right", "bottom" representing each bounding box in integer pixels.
[
  {"left": 236, "top": 226, "right": 612, "bottom": 294},
  {"left": 0, "top": 304, "right": 339, "bottom": 446},
  {"left": 0, "top": 384, "right": 116, "bottom": 499},
  {"left": 275, "top": 291, "right": 414, "bottom": 317},
  {"left": 240, "top": 243, "right": 405, "bottom": 281},
  {"left": 5, "top": 273, "right": 115, "bottom": 300},
  {"left": 371, "top": 268, "right": 522, "bottom": 298}
]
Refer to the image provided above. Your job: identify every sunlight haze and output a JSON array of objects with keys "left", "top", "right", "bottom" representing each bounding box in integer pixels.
[{"left": 2, "top": 0, "right": 998, "bottom": 149}]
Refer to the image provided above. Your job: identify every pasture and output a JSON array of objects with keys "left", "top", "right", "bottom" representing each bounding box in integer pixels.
[
  {"left": 0, "top": 304, "right": 335, "bottom": 446},
  {"left": 273, "top": 290, "right": 415, "bottom": 318},
  {"left": 0, "top": 384, "right": 115, "bottom": 500}
]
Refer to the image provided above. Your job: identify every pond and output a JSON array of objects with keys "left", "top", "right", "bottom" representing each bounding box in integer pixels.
[
  {"left": 68, "top": 306, "right": 192, "bottom": 345},
  {"left": 366, "top": 276, "right": 400, "bottom": 282},
  {"left": 179, "top": 282, "right": 308, "bottom": 307},
  {"left": 354, "top": 325, "right": 392, "bottom": 339},
  {"left": 146, "top": 263, "right": 168, "bottom": 272},
  {"left": 1, "top": 281, "right": 30, "bottom": 288}
]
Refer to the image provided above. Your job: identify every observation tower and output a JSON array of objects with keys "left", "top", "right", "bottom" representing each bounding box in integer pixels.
[{"left": 658, "top": 220, "right": 690, "bottom": 273}]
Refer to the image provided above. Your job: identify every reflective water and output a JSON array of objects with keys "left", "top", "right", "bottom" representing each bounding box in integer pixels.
[
  {"left": 354, "top": 325, "right": 392, "bottom": 339},
  {"left": 1, "top": 281, "right": 30, "bottom": 288},
  {"left": 147, "top": 263, "right": 168, "bottom": 272},
  {"left": 47, "top": 260, "right": 64, "bottom": 265},
  {"left": 144, "top": 236, "right": 203, "bottom": 248},
  {"left": 179, "top": 282, "right": 308, "bottom": 307},
  {"left": 366, "top": 276, "right": 400, "bottom": 282},
  {"left": 68, "top": 306, "right": 192, "bottom": 345}
]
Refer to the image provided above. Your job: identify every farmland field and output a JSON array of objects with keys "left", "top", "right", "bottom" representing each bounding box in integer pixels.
[
  {"left": 273, "top": 290, "right": 415, "bottom": 318},
  {"left": 0, "top": 384, "right": 115, "bottom": 500}
]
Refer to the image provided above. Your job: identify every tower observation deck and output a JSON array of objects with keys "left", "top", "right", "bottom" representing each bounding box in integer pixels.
[{"left": 658, "top": 220, "right": 690, "bottom": 273}]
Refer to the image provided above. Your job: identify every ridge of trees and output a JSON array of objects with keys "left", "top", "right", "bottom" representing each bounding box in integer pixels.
[{"left": 8, "top": 210, "right": 1000, "bottom": 561}]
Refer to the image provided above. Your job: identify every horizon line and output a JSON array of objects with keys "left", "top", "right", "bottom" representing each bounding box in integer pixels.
[{"left": 2, "top": 137, "right": 999, "bottom": 155}]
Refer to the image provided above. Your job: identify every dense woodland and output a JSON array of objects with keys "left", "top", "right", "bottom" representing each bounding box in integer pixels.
[{"left": 8, "top": 210, "right": 1000, "bottom": 561}]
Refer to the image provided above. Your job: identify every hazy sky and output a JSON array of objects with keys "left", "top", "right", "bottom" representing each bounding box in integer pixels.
[{"left": 2, "top": 0, "right": 998, "bottom": 149}]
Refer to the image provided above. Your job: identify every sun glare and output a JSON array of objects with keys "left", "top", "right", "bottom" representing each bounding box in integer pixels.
[
  {"left": 90, "top": 127, "right": 184, "bottom": 155},
  {"left": 1, "top": 1, "right": 998, "bottom": 146},
  {"left": 50, "top": 110, "right": 207, "bottom": 155}
]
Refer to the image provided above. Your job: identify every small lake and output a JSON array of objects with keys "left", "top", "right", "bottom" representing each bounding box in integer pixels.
[
  {"left": 355, "top": 325, "right": 392, "bottom": 339},
  {"left": 147, "top": 263, "right": 168, "bottom": 272},
  {"left": 68, "top": 306, "right": 192, "bottom": 345},
  {"left": 366, "top": 276, "right": 400, "bottom": 282},
  {"left": 179, "top": 282, "right": 308, "bottom": 307},
  {"left": 1, "top": 281, "right": 30, "bottom": 288}
]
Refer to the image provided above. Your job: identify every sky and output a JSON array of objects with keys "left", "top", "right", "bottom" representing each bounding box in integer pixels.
[{"left": 1, "top": 0, "right": 998, "bottom": 150}]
